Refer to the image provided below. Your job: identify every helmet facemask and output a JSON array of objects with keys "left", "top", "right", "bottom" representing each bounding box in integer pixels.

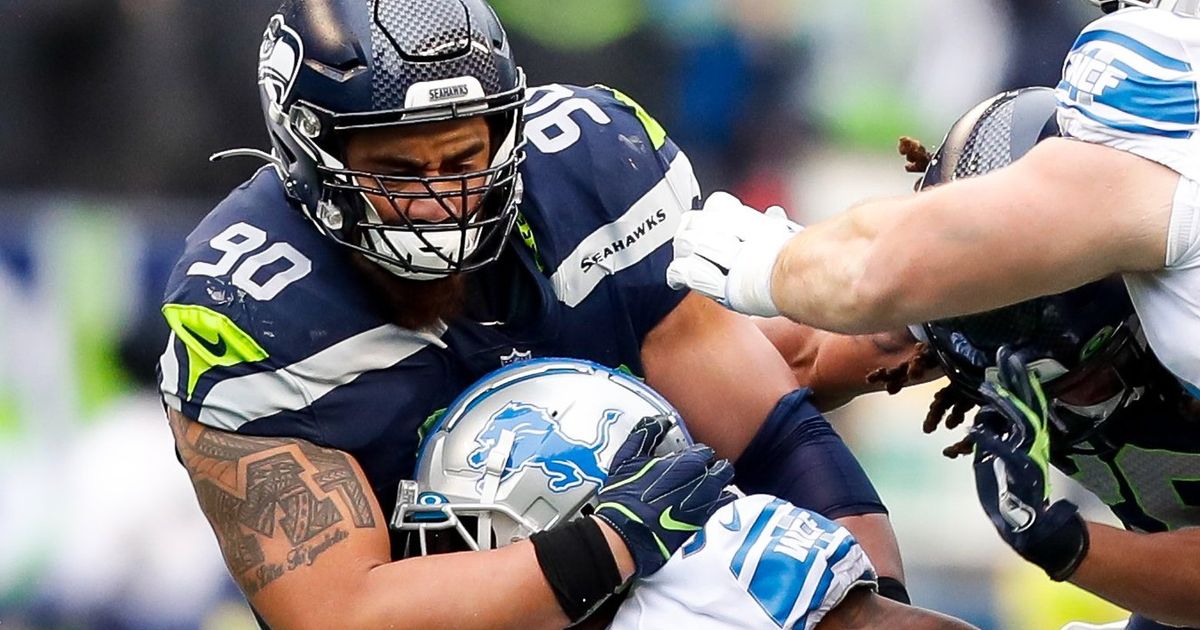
[
  {"left": 927, "top": 318, "right": 1152, "bottom": 454},
  {"left": 283, "top": 81, "right": 528, "bottom": 280},
  {"left": 394, "top": 478, "right": 547, "bottom": 556}
]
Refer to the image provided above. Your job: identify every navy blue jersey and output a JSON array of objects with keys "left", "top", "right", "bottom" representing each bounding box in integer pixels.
[
  {"left": 158, "top": 85, "right": 699, "bottom": 549},
  {"left": 1056, "top": 396, "right": 1200, "bottom": 533}
]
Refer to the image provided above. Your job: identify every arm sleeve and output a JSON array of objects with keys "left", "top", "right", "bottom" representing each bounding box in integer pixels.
[{"left": 733, "top": 389, "right": 887, "bottom": 519}]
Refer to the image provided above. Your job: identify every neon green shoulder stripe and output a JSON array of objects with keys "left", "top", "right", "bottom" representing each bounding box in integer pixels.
[
  {"left": 603, "top": 86, "right": 668, "bottom": 150},
  {"left": 515, "top": 213, "right": 544, "bottom": 273},
  {"left": 162, "top": 303, "right": 269, "bottom": 399}
]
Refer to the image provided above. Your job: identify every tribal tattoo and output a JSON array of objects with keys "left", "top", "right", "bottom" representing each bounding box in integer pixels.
[{"left": 168, "top": 410, "right": 378, "bottom": 596}]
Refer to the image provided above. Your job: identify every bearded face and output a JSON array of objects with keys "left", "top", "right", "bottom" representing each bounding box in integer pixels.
[{"left": 352, "top": 253, "right": 468, "bottom": 331}]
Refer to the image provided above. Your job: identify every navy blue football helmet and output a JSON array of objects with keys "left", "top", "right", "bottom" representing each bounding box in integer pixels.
[
  {"left": 235, "top": 0, "right": 526, "bottom": 279},
  {"left": 919, "top": 87, "right": 1167, "bottom": 450}
]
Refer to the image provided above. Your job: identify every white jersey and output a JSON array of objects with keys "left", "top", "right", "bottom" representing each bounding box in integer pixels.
[
  {"left": 608, "top": 495, "right": 877, "bottom": 630},
  {"left": 1055, "top": 7, "right": 1200, "bottom": 399}
]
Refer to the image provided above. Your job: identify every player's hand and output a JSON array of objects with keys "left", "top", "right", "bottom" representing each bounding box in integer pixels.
[
  {"left": 666, "top": 191, "right": 801, "bottom": 317},
  {"left": 970, "top": 346, "right": 1089, "bottom": 581},
  {"left": 594, "top": 416, "right": 735, "bottom": 579}
]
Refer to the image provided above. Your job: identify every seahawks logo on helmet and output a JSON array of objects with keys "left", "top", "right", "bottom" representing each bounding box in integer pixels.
[
  {"left": 467, "top": 402, "right": 621, "bottom": 493},
  {"left": 258, "top": 14, "right": 303, "bottom": 113}
]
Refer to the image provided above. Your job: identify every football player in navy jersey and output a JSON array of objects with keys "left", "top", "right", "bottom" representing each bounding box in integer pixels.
[{"left": 158, "top": 2, "right": 912, "bottom": 628}]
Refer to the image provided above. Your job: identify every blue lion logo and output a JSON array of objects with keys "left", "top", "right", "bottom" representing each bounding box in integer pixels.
[{"left": 468, "top": 402, "right": 622, "bottom": 493}]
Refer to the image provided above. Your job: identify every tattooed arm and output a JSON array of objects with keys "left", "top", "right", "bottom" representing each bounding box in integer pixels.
[{"left": 168, "top": 409, "right": 633, "bottom": 630}]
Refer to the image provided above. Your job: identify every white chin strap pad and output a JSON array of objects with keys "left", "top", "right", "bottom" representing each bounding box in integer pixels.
[
  {"left": 359, "top": 195, "right": 482, "bottom": 279},
  {"left": 365, "top": 226, "right": 482, "bottom": 279}
]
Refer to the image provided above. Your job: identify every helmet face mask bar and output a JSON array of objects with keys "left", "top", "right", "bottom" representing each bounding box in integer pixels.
[
  {"left": 318, "top": 135, "right": 526, "bottom": 278},
  {"left": 925, "top": 318, "right": 1151, "bottom": 452},
  {"left": 393, "top": 480, "right": 542, "bottom": 555},
  {"left": 295, "top": 79, "right": 529, "bottom": 279}
]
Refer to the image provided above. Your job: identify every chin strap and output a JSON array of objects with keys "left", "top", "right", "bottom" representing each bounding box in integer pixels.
[{"left": 478, "top": 429, "right": 515, "bottom": 550}]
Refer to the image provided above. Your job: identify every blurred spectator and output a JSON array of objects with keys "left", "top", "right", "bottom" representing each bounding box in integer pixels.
[{"left": 0, "top": 0, "right": 278, "bottom": 198}]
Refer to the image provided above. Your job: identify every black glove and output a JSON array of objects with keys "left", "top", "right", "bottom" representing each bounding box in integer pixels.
[
  {"left": 971, "top": 346, "right": 1089, "bottom": 581},
  {"left": 594, "top": 416, "right": 735, "bottom": 578}
]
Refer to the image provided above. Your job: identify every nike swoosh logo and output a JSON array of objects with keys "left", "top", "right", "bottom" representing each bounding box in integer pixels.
[
  {"left": 182, "top": 323, "right": 228, "bottom": 358},
  {"left": 720, "top": 505, "right": 741, "bottom": 532},
  {"left": 659, "top": 507, "right": 701, "bottom": 532}
]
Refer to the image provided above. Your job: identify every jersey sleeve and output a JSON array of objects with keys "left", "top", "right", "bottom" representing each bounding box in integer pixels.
[
  {"left": 1055, "top": 10, "right": 1200, "bottom": 182},
  {"left": 609, "top": 494, "right": 878, "bottom": 630},
  {"left": 156, "top": 172, "right": 449, "bottom": 449},
  {"left": 521, "top": 84, "right": 700, "bottom": 342}
]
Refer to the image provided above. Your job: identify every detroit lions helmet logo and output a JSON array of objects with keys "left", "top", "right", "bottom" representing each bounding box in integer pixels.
[{"left": 468, "top": 402, "right": 622, "bottom": 493}]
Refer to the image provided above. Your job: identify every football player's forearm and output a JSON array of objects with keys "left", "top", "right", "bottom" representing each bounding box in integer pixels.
[
  {"left": 770, "top": 140, "right": 1171, "bottom": 334},
  {"left": 833, "top": 514, "right": 905, "bottom": 584},
  {"left": 769, "top": 199, "right": 905, "bottom": 334},
  {"left": 808, "top": 329, "right": 935, "bottom": 409},
  {"left": 356, "top": 520, "right": 633, "bottom": 629},
  {"left": 1069, "top": 523, "right": 1200, "bottom": 626},
  {"left": 821, "top": 589, "right": 979, "bottom": 630},
  {"left": 770, "top": 185, "right": 1060, "bottom": 334},
  {"left": 352, "top": 543, "right": 568, "bottom": 630},
  {"left": 167, "top": 409, "right": 585, "bottom": 630}
]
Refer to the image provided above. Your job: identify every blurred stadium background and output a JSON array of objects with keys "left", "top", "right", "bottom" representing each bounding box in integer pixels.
[{"left": 0, "top": 1, "right": 1132, "bottom": 628}]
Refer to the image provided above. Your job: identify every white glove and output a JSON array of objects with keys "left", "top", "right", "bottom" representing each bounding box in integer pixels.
[{"left": 666, "top": 191, "right": 801, "bottom": 317}]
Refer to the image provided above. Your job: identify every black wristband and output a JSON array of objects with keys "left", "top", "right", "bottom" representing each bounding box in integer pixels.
[
  {"left": 876, "top": 576, "right": 911, "bottom": 605},
  {"left": 530, "top": 517, "right": 624, "bottom": 623}
]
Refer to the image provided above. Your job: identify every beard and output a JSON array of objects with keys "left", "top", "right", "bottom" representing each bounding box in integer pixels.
[{"left": 352, "top": 254, "right": 468, "bottom": 331}]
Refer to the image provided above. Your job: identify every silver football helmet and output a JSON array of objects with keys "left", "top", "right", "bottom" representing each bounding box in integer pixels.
[
  {"left": 1087, "top": 0, "right": 1200, "bottom": 15},
  {"left": 392, "top": 358, "right": 691, "bottom": 555}
]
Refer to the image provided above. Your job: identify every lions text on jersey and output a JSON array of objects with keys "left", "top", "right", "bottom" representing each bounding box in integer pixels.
[
  {"left": 609, "top": 494, "right": 877, "bottom": 630},
  {"left": 1055, "top": 8, "right": 1200, "bottom": 399},
  {"left": 157, "top": 85, "right": 699, "bottom": 555}
]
